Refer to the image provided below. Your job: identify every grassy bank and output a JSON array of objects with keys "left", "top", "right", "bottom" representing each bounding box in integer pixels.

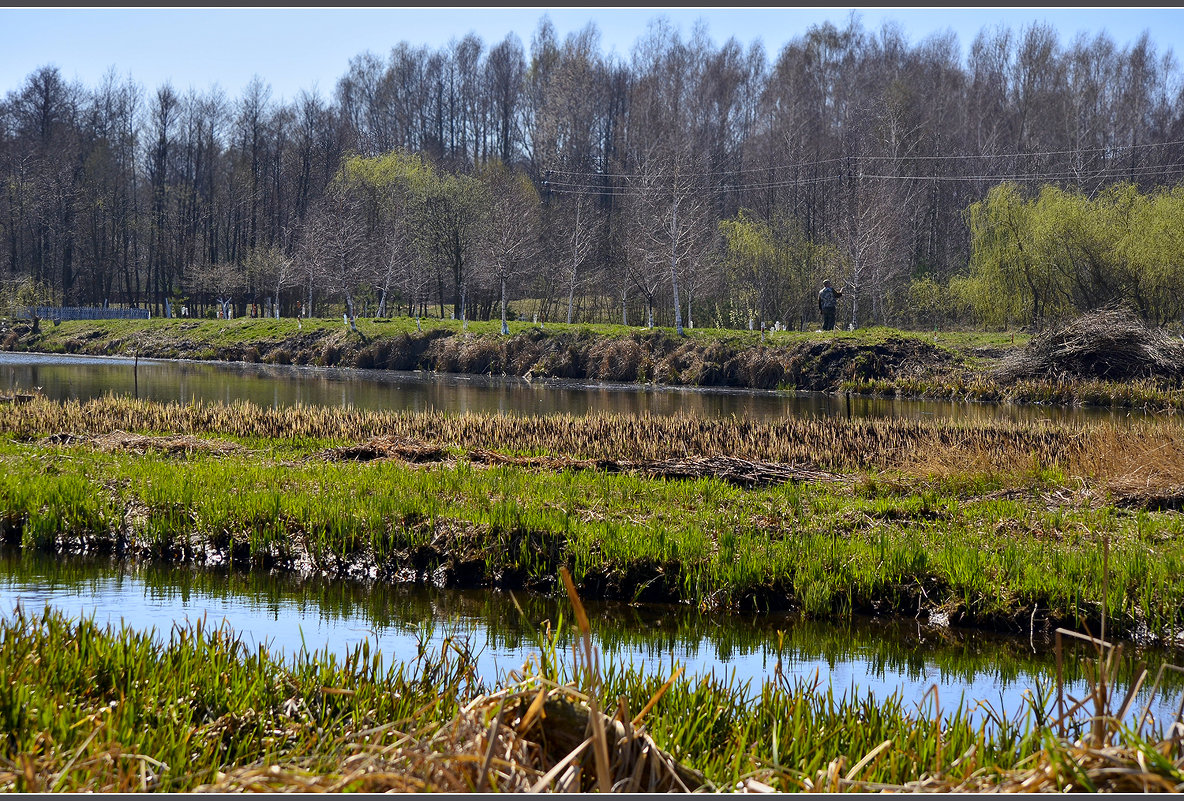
[
  {"left": 2, "top": 604, "right": 1180, "bottom": 792},
  {"left": 3, "top": 396, "right": 1184, "bottom": 641}
]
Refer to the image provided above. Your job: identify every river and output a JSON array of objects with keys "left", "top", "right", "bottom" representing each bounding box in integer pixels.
[{"left": 0, "top": 350, "right": 1162, "bottom": 424}]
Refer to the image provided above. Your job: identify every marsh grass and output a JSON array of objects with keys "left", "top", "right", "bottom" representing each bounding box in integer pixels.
[
  {"left": 847, "top": 375, "right": 1184, "bottom": 412},
  {"left": 5, "top": 395, "right": 1184, "bottom": 486},
  {"left": 3, "top": 397, "right": 1184, "bottom": 636},
  {"left": 3, "top": 419, "right": 1184, "bottom": 638}
]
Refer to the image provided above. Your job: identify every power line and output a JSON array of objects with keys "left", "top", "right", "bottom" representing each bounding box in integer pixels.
[
  {"left": 542, "top": 160, "right": 1184, "bottom": 197},
  {"left": 542, "top": 137, "right": 1184, "bottom": 182}
]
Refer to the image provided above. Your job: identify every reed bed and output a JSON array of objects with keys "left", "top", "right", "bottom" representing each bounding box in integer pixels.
[
  {"left": 3, "top": 579, "right": 1182, "bottom": 793},
  {"left": 847, "top": 375, "right": 1184, "bottom": 413},
  {"left": 4, "top": 396, "right": 1184, "bottom": 493}
]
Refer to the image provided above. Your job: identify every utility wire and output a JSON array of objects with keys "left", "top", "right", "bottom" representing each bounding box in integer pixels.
[
  {"left": 542, "top": 137, "right": 1184, "bottom": 181},
  {"left": 541, "top": 160, "right": 1184, "bottom": 197}
]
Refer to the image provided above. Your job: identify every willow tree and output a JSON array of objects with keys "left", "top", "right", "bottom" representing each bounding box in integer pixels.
[
  {"left": 961, "top": 182, "right": 1063, "bottom": 328},
  {"left": 719, "top": 209, "right": 837, "bottom": 330},
  {"left": 339, "top": 150, "right": 434, "bottom": 318},
  {"left": 962, "top": 182, "right": 1184, "bottom": 328}
]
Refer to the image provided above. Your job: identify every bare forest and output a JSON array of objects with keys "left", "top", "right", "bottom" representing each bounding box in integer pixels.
[{"left": 4, "top": 15, "right": 1184, "bottom": 331}]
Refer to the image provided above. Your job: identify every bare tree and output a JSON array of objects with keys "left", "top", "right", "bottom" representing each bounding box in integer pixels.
[
  {"left": 558, "top": 194, "right": 598, "bottom": 324},
  {"left": 627, "top": 151, "right": 713, "bottom": 335},
  {"left": 301, "top": 183, "right": 370, "bottom": 323},
  {"left": 476, "top": 162, "right": 539, "bottom": 334},
  {"left": 244, "top": 245, "right": 296, "bottom": 317}
]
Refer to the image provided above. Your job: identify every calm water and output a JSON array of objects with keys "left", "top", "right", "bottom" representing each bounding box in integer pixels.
[
  {"left": 0, "top": 351, "right": 1162, "bottom": 424},
  {"left": 2, "top": 551, "right": 1181, "bottom": 732}
]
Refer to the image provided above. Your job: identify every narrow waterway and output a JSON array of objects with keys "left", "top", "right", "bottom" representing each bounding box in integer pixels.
[
  {"left": 0, "top": 350, "right": 1161, "bottom": 424},
  {"left": 2, "top": 550, "right": 1181, "bottom": 734}
]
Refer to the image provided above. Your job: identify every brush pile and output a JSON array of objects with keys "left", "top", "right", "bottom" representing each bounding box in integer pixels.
[
  {"left": 39, "top": 430, "right": 242, "bottom": 456},
  {"left": 995, "top": 307, "right": 1184, "bottom": 383},
  {"left": 320, "top": 435, "right": 849, "bottom": 488},
  {"left": 323, "top": 435, "right": 446, "bottom": 462}
]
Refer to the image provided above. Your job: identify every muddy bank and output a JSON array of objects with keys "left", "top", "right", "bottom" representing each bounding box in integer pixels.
[{"left": 11, "top": 322, "right": 960, "bottom": 392}]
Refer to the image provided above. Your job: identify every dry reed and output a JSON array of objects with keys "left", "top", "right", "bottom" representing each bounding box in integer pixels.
[{"left": 7, "top": 396, "right": 1184, "bottom": 494}]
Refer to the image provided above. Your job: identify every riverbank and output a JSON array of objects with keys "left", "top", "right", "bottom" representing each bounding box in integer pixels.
[
  {"left": 3, "top": 396, "right": 1184, "bottom": 643},
  {"left": 0, "top": 316, "right": 972, "bottom": 390},
  {"left": 3, "top": 602, "right": 1179, "bottom": 792},
  {"left": 7, "top": 315, "right": 1184, "bottom": 412}
]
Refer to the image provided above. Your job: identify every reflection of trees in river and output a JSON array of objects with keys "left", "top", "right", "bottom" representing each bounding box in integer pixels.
[
  {"left": 0, "top": 352, "right": 1153, "bottom": 425},
  {"left": 5, "top": 550, "right": 1178, "bottom": 695}
]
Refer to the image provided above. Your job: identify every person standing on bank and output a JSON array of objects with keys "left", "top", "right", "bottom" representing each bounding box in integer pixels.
[{"left": 818, "top": 279, "right": 844, "bottom": 331}]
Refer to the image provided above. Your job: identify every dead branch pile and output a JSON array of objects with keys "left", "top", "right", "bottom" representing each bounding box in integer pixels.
[
  {"left": 468, "top": 448, "right": 849, "bottom": 487},
  {"left": 995, "top": 307, "right": 1184, "bottom": 383},
  {"left": 40, "top": 430, "right": 242, "bottom": 456},
  {"left": 323, "top": 435, "right": 447, "bottom": 462},
  {"left": 319, "top": 435, "right": 847, "bottom": 487}
]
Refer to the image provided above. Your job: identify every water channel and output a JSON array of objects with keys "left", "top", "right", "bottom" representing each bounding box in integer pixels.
[
  {"left": 0, "top": 350, "right": 1164, "bottom": 424},
  {"left": 2, "top": 350, "right": 1182, "bottom": 732},
  {"left": 3, "top": 550, "right": 1182, "bottom": 732}
]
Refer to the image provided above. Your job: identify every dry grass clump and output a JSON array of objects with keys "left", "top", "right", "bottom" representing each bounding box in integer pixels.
[
  {"left": 193, "top": 568, "right": 706, "bottom": 794},
  {"left": 193, "top": 675, "right": 703, "bottom": 793},
  {"left": 1070, "top": 423, "right": 1184, "bottom": 507},
  {"left": 996, "top": 308, "right": 1184, "bottom": 383},
  {"left": 586, "top": 338, "right": 645, "bottom": 382}
]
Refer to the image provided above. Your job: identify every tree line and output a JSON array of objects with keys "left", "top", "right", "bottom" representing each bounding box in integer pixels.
[{"left": 3, "top": 13, "right": 1184, "bottom": 331}]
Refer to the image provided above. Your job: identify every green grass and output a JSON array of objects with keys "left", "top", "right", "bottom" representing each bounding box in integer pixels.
[
  {"left": 0, "top": 606, "right": 479, "bottom": 792},
  {"left": 0, "top": 605, "right": 1053, "bottom": 792},
  {"left": 6, "top": 604, "right": 1180, "bottom": 792},
  {"left": 25, "top": 316, "right": 1020, "bottom": 361}
]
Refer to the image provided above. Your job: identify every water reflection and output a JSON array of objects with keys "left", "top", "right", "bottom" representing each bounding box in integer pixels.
[
  {"left": 0, "top": 351, "right": 1161, "bottom": 424},
  {"left": 2, "top": 550, "right": 1180, "bottom": 730}
]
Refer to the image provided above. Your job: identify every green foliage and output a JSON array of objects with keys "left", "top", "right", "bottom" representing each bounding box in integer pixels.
[
  {"left": 895, "top": 274, "right": 973, "bottom": 330},
  {"left": 0, "top": 277, "right": 55, "bottom": 320},
  {"left": 962, "top": 182, "right": 1184, "bottom": 328},
  {"left": 718, "top": 209, "right": 840, "bottom": 328}
]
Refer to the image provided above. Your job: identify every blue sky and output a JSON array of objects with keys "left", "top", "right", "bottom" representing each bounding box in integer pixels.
[{"left": 4, "top": 7, "right": 1184, "bottom": 103}]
